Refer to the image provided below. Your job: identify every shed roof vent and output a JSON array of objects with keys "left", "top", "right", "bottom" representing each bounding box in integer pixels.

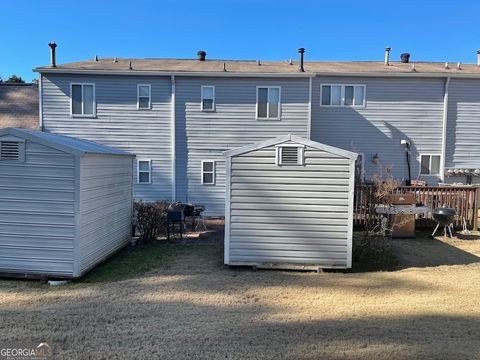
[
  {"left": 277, "top": 145, "right": 304, "bottom": 166},
  {"left": 0, "top": 141, "right": 20, "bottom": 161}
]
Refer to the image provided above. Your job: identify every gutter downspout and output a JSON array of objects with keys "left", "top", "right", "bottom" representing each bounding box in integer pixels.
[
  {"left": 171, "top": 75, "right": 176, "bottom": 201},
  {"left": 307, "top": 77, "right": 312, "bottom": 139},
  {"left": 440, "top": 77, "right": 450, "bottom": 182},
  {"left": 39, "top": 74, "right": 43, "bottom": 131}
]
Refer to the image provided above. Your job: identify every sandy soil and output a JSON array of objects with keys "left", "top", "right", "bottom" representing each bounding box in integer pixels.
[{"left": 1, "top": 233, "right": 480, "bottom": 360}]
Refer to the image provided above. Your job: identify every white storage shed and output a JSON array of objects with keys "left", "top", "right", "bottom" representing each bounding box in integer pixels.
[
  {"left": 0, "top": 128, "right": 134, "bottom": 278},
  {"left": 224, "top": 134, "right": 358, "bottom": 270}
]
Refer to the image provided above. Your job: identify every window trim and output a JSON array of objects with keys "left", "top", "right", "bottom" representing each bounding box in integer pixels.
[
  {"left": 256, "top": 86, "right": 281, "bottom": 120},
  {"left": 70, "top": 83, "right": 96, "bottom": 117},
  {"left": 275, "top": 144, "right": 305, "bottom": 166},
  {"left": 137, "top": 84, "right": 152, "bottom": 110},
  {"left": 137, "top": 159, "right": 152, "bottom": 184},
  {"left": 419, "top": 154, "right": 441, "bottom": 176},
  {"left": 320, "top": 84, "right": 366, "bottom": 108},
  {"left": 201, "top": 160, "right": 216, "bottom": 185},
  {"left": 201, "top": 85, "right": 215, "bottom": 112}
]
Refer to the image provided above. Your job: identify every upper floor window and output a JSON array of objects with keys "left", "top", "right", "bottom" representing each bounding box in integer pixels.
[
  {"left": 137, "top": 159, "right": 152, "bottom": 184},
  {"left": 257, "top": 87, "right": 281, "bottom": 120},
  {"left": 420, "top": 154, "right": 440, "bottom": 175},
  {"left": 321, "top": 84, "right": 365, "bottom": 107},
  {"left": 201, "top": 86, "right": 215, "bottom": 111},
  {"left": 275, "top": 145, "right": 304, "bottom": 166},
  {"left": 71, "top": 83, "right": 95, "bottom": 116},
  {"left": 137, "top": 84, "right": 151, "bottom": 109}
]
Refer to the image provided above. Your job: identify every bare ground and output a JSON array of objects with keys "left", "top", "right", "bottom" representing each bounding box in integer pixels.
[{"left": 1, "top": 230, "right": 480, "bottom": 359}]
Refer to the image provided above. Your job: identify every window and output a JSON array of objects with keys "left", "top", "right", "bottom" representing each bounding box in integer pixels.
[
  {"left": 137, "top": 160, "right": 151, "bottom": 184},
  {"left": 137, "top": 84, "right": 151, "bottom": 109},
  {"left": 275, "top": 145, "right": 304, "bottom": 166},
  {"left": 420, "top": 155, "right": 441, "bottom": 175},
  {"left": 257, "top": 87, "right": 281, "bottom": 119},
  {"left": 321, "top": 84, "right": 365, "bottom": 107},
  {"left": 201, "top": 86, "right": 215, "bottom": 111},
  {"left": 201, "top": 160, "right": 215, "bottom": 184},
  {"left": 71, "top": 83, "right": 95, "bottom": 116}
]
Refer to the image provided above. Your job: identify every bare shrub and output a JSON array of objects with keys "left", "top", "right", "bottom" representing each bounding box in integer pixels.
[
  {"left": 354, "top": 166, "right": 401, "bottom": 269},
  {"left": 134, "top": 201, "right": 169, "bottom": 241}
]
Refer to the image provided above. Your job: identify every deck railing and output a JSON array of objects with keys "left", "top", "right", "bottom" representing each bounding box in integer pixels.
[{"left": 354, "top": 185, "right": 480, "bottom": 229}]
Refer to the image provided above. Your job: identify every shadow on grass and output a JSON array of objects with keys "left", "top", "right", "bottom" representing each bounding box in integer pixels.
[{"left": 75, "top": 241, "right": 220, "bottom": 285}]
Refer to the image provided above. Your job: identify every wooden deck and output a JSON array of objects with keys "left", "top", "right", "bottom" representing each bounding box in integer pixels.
[{"left": 354, "top": 185, "right": 480, "bottom": 230}]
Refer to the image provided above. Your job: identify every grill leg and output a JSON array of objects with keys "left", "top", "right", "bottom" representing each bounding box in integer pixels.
[
  {"left": 448, "top": 224, "right": 454, "bottom": 238},
  {"left": 431, "top": 223, "right": 440, "bottom": 237}
]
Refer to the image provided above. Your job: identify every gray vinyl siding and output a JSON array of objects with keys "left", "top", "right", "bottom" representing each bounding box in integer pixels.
[
  {"left": 175, "top": 77, "right": 310, "bottom": 215},
  {"left": 311, "top": 77, "right": 445, "bottom": 183},
  {"left": 78, "top": 154, "right": 133, "bottom": 274},
  {"left": 0, "top": 140, "right": 76, "bottom": 276},
  {"left": 41, "top": 74, "right": 173, "bottom": 202},
  {"left": 446, "top": 78, "right": 480, "bottom": 168},
  {"left": 228, "top": 143, "right": 353, "bottom": 268}
]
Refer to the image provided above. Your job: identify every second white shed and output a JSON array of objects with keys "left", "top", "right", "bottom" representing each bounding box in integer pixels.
[
  {"left": 0, "top": 128, "right": 134, "bottom": 278},
  {"left": 224, "top": 134, "right": 358, "bottom": 270}
]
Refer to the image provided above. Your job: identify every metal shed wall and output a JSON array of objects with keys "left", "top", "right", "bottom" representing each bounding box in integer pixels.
[
  {"left": 0, "top": 139, "right": 76, "bottom": 276},
  {"left": 225, "top": 138, "right": 356, "bottom": 269}
]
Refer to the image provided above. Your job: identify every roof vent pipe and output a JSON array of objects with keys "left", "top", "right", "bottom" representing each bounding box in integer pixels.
[
  {"left": 400, "top": 53, "right": 410, "bottom": 63},
  {"left": 197, "top": 50, "right": 206, "bottom": 61},
  {"left": 477, "top": 49, "right": 480, "bottom": 66},
  {"left": 384, "top": 47, "right": 391, "bottom": 65},
  {"left": 48, "top": 42, "right": 57, "bottom": 67},
  {"left": 298, "top": 48, "right": 305, "bottom": 72}
]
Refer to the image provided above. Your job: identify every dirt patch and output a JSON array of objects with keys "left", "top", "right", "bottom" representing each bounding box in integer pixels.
[{"left": 1, "top": 230, "right": 480, "bottom": 359}]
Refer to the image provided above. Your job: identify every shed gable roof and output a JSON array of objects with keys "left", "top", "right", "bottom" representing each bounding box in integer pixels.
[
  {"left": 224, "top": 134, "right": 358, "bottom": 160},
  {"left": 0, "top": 128, "right": 132, "bottom": 157}
]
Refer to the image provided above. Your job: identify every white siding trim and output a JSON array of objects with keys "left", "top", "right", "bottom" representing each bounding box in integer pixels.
[
  {"left": 346, "top": 158, "right": 355, "bottom": 268},
  {"left": 440, "top": 77, "right": 450, "bottom": 181},
  {"left": 73, "top": 155, "right": 81, "bottom": 277},
  {"left": 201, "top": 85, "right": 215, "bottom": 112},
  {"left": 137, "top": 84, "right": 152, "bottom": 110},
  {"left": 224, "top": 134, "right": 357, "bottom": 160},
  {"left": 308, "top": 77, "right": 312, "bottom": 139},
  {"left": 39, "top": 75, "right": 43, "bottom": 130},
  {"left": 137, "top": 159, "right": 152, "bottom": 184},
  {"left": 224, "top": 156, "right": 231, "bottom": 264},
  {"left": 171, "top": 75, "right": 176, "bottom": 200}
]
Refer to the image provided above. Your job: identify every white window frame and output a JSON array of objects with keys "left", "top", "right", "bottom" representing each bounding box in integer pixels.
[
  {"left": 320, "top": 84, "right": 366, "bottom": 108},
  {"left": 256, "top": 86, "right": 281, "bottom": 120},
  {"left": 70, "top": 83, "right": 96, "bottom": 117},
  {"left": 201, "top": 85, "right": 215, "bottom": 112},
  {"left": 201, "top": 160, "right": 216, "bottom": 185},
  {"left": 137, "top": 84, "right": 152, "bottom": 110},
  {"left": 137, "top": 159, "right": 152, "bottom": 184},
  {"left": 275, "top": 144, "right": 305, "bottom": 166},
  {"left": 419, "top": 154, "right": 441, "bottom": 176}
]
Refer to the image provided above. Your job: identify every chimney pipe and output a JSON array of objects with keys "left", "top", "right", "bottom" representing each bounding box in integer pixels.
[
  {"left": 384, "top": 47, "right": 391, "bottom": 65},
  {"left": 477, "top": 49, "right": 480, "bottom": 66},
  {"left": 197, "top": 50, "right": 206, "bottom": 61},
  {"left": 298, "top": 48, "right": 305, "bottom": 72},
  {"left": 48, "top": 42, "right": 57, "bottom": 67}
]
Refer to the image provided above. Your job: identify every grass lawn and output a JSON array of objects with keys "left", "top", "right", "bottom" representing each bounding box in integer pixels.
[{"left": 1, "top": 233, "right": 480, "bottom": 359}]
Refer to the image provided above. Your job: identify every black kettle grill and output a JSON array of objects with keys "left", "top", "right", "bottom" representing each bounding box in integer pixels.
[{"left": 431, "top": 207, "right": 456, "bottom": 238}]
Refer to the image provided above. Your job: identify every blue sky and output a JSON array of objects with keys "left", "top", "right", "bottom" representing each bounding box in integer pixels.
[{"left": 1, "top": 0, "right": 479, "bottom": 82}]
